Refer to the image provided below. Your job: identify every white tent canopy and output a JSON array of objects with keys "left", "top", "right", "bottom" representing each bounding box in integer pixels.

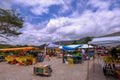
[
  {"left": 81, "top": 44, "right": 94, "bottom": 48},
  {"left": 88, "top": 36, "right": 120, "bottom": 47},
  {"left": 47, "top": 43, "right": 59, "bottom": 48},
  {"left": 91, "top": 36, "right": 120, "bottom": 42}
]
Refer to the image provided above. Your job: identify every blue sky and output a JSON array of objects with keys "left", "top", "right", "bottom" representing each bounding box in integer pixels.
[{"left": 0, "top": 0, "right": 120, "bottom": 45}]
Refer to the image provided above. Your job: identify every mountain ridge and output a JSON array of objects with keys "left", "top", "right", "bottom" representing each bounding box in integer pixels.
[
  {"left": 53, "top": 31, "right": 120, "bottom": 45},
  {"left": 98, "top": 31, "right": 120, "bottom": 37}
]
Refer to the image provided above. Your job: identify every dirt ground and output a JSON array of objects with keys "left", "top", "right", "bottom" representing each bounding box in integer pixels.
[{"left": 0, "top": 57, "right": 116, "bottom": 80}]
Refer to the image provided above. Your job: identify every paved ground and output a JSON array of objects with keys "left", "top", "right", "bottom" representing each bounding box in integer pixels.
[{"left": 0, "top": 57, "right": 116, "bottom": 80}]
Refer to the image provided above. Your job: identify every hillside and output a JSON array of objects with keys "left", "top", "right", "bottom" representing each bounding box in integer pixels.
[
  {"left": 53, "top": 31, "right": 120, "bottom": 45},
  {"left": 53, "top": 37, "right": 92, "bottom": 45},
  {"left": 99, "top": 31, "right": 120, "bottom": 37}
]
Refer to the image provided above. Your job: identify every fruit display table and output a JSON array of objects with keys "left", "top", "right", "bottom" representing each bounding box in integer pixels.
[
  {"left": 102, "top": 56, "right": 120, "bottom": 78},
  {"left": 5, "top": 55, "right": 36, "bottom": 66},
  {"left": 63, "top": 51, "right": 82, "bottom": 64},
  {"left": 64, "top": 55, "right": 82, "bottom": 64}
]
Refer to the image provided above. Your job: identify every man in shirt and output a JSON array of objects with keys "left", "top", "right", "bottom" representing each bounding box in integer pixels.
[{"left": 81, "top": 49, "right": 85, "bottom": 60}]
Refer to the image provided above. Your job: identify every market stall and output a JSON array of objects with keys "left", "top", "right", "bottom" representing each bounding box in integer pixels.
[
  {"left": 5, "top": 55, "right": 36, "bottom": 66},
  {"left": 0, "top": 47, "right": 39, "bottom": 52},
  {"left": 0, "top": 47, "right": 39, "bottom": 66},
  {"left": 101, "top": 47, "right": 120, "bottom": 78},
  {"left": 47, "top": 43, "right": 60, "bottom": 56},
  {"left": 88, "top": 36, "right": 120, "bottom": 79},
  {"left": 61, "top": 44, "right": 83, "bottom": 64},
  {"left": 102, "top": 55, "right": 120, "bottom": 75}
]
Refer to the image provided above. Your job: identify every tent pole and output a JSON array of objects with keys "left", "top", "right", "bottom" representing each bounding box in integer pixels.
[
  {"left": 93, "top": 45, "right": 95, "bottom": 80},
  {"left": 44, "top": 45, "right": 46, "bottom": 54},
  {"left": 87, "top": 44, "right": 89, "bottom": 80},
  {"left": 87, "top": 56, "right": 89, "bottom": 80}
]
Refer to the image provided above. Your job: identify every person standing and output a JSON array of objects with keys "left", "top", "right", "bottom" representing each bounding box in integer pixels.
[
  {"left": 81, "top": 49, "right": 85, "bottom": 60},
  {"left": 20, "top": 50, "right": 25, "bottom": 56},
  {"left": 62, "top": 50, "right": 65, "bottom": 63},
  {"left": 41, "top": 52, "right": 46, "bottom": 62},
  {"left": 45, "top": 52, "right": 50, "bottom": 61},
  {"left": 37, "top": 52, "right": 42, "bottom": 62}
]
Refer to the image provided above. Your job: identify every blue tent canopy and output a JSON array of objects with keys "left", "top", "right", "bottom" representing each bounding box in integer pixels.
[{"left": 62, "top": 45, "right": 83, "bottom": 50}]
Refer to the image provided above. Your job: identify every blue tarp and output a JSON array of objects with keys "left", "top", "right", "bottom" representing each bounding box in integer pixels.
[{"left": 62, "top": 45, "right": 83, "bottom": 50}]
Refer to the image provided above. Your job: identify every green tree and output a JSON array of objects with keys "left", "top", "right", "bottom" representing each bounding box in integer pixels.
[
  {"left": 0, "top": 8, "right": 23, "bottom": 39},
  {"left": 80, "top": 37, "right": 92, "bottom": 44},
  {"left": 73, "top": 40, "right": 78, "bottom": 44},
  {"left": 77, "top": 37, "right": 92, "bottom": 44},
  {"left": 84, "top": 37, "right": 92, "bottom": 43}
]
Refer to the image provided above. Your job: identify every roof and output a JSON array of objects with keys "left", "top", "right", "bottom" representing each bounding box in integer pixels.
[
  {"left": 88, "top": 36, "right": 120, "bottom": 47},
  {"left": 92, "top": 36, "right": 120, "bottom": 42},
  {"left": 0, "top": 47, "right": 39, "bottom": 52},
  {"left": 47, "top": 43, "right": 59, "bottom": 48}
]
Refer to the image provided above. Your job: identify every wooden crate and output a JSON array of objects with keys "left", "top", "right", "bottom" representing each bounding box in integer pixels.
[{"left": 34, "top": 65, "right": 52, "bottom": 76}]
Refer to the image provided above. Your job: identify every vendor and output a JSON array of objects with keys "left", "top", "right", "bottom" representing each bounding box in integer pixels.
[
  {"left": 45, "top": 52, "right": 50, "bottom": 61},
  {"left": 97, "top": 47, "right": 103, "bottom": 56},
  {"left": 111, "top": 47, "right": 118, "bottom": 58},
  {"left": 20, "top": 50, "right": 25, "bottom": 56},
  {"left": 81, "top": 49, "right": 85, "bottom": 60},
  {"left": 62, "top": 50, "right": 65, "bottom": 63},
  {"left": 37, "top": 52, "right": 43, "bottom": 62}
]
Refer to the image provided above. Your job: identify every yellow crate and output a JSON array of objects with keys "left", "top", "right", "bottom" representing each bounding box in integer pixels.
[
  {"left": 68, "top": 58, "right": 74, "bottom": 66},
  {"left": 32, "top": 58, "right": 36, "bottom": 64}
]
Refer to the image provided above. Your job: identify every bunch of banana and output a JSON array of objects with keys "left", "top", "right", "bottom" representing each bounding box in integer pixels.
[
  {"left": 113, "top": 58, "right": 120, "bottom": 63},
  {"left": 103, "top": 56, "right": 120, "bottom": 63},
  {"left": 116, "top": 70, "right": 120, "bottom": 74},
  {"left": 103, "top": 56, "right": 113, "bottom": 62}
]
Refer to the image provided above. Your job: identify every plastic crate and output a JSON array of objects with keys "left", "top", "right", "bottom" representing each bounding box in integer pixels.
[{"left": 68, "top": 59, "right": 74, "bottom": 66}]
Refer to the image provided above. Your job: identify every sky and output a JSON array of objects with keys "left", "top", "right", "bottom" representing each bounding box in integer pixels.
[{"left": 0, "top": 0, "right": 120, "bottom": 45}]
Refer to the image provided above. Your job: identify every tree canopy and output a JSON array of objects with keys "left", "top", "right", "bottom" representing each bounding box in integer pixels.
[
  {"left": 0, "top": 8, "right": 24, "bottom": 37},
  {"left": 72, "top": 37, "right": 92, "bottom": 44}
]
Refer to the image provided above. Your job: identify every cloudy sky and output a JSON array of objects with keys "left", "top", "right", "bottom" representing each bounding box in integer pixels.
[{"left": 0, "top": 0, "right": 120, "bottom": 45}]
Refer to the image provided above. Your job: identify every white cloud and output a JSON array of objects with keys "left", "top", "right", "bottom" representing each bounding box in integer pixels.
[
  {"left": 8, "top": 22, "right": 58, "bottom": 45},
  {"left": 9, "top": 7, "right": 120, "bottom": 45},
  {"left": 1, "top": 0, "right": 120, "bottom": 45},
  {"left": 31, "top": 6, "right": 49, "bottom": 15},
  {"left": 0, "top": 0, "right": 74, "bottom": 16},
  {"left": 87, "top": 0, "right": 110, "bottom": 10},
  {"left": 58, "top": 0, "right": 72, "bottom": 14},
  {"left": 40, "top": 8, "right": 120, "bottom": 41},
  {"left": 14, "top": 0, "right": 72, "bottom": 15},
  {"left": 12, "top": 0, "right": 71, "bottom": 15}
]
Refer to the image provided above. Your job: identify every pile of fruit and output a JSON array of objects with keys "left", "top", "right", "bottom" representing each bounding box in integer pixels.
[
  {"left": 5, "top": 55, "right": 36, "bottom": 66},
  {"left": 116, "top": 70, "right": 120, "bottom": 74},
  {"left": 0, "top": 53, "right": 5, "bottom": 59},
  {"left": 103, "top": 56, "right": 120, "bottom": 63}
]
